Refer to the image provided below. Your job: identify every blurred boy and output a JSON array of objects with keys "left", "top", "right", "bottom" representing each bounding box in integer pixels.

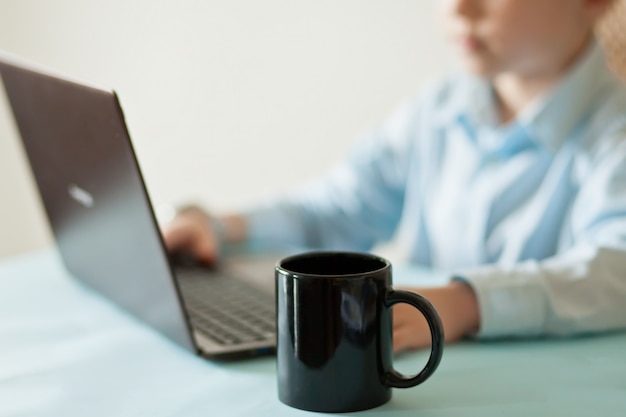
[{"left": 163, "top": 0, "right": 626, "bottom": 352}]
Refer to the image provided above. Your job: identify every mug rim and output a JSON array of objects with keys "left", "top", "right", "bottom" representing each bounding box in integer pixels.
[{"left": 275, "top": 251, "right": 390, "bottom": 278}]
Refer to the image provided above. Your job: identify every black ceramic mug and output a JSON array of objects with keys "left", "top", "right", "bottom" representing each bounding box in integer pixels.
[{"left": 275, "top": 251, "right": 444, "bottom": 413}]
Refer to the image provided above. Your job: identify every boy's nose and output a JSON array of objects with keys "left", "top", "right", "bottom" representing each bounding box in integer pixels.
[{"left": 444, "top": 0, "right": 482, "bottom": 19}]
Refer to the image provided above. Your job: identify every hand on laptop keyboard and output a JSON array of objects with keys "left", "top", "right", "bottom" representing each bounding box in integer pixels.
[
  {"left": 161, "top": 205, "right": 221, "bottom": 265},
  {"left": 160, "top": 204, "right": 249, "bottom": 265}
]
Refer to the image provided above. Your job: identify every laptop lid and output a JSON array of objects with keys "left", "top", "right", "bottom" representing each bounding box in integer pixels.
[{"left": 0, "top": 53, "right": 197, "bottom": 353}]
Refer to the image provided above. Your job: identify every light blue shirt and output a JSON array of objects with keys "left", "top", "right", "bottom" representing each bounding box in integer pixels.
[{"left": 246, "top": 41, "right": 626, "bottom": 338}]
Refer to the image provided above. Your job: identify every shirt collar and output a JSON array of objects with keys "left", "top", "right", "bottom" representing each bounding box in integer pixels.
[{"left": 444, "top": 39, "right": 618, "bottom": 154}]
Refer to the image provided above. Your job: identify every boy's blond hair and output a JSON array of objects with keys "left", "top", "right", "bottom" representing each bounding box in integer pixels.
[{"left": 598, "top": 0, "right": 626, "bottom": 79}]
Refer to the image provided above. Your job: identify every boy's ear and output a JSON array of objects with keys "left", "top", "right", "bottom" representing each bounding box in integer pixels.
[{"left": 583, "top": 0, "right": 617, "bottom": 22}]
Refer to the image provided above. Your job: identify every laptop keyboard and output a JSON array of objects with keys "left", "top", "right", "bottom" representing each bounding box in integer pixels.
[{"left": 175, "top": 267, "right": 275, "bottom": 346}]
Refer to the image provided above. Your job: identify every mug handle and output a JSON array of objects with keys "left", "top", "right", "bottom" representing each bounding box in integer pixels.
[{"left": 384, "top": 290, "right": 445, "bottom": 388}]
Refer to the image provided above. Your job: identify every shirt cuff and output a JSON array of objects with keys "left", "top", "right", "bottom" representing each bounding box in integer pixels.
[{"left": 454, "top": 261, "right": 549, "bottom": 338}]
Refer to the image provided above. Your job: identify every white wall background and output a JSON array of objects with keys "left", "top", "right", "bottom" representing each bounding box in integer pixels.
[{"left": 0, "top": 0, "right": 455, "bottom": 259}]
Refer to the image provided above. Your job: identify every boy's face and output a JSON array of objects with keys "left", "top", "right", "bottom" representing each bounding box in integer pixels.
[{"left": 441, "top": 0, "right": 606, "bottom": 78}]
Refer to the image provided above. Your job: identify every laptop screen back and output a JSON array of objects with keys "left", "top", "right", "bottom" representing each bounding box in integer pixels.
[{"left": 0, "top": 55, "right": 196, "bottom": 352}]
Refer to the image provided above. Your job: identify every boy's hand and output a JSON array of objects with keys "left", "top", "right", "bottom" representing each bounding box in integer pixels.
[
  {"left": 392, "top": 281, "right": 480, "bottom": 353},
  {"left": 161, "top": 206, "right": 220, "bottom": 265}
]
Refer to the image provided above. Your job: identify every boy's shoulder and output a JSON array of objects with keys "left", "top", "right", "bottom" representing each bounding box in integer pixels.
[
  {"left": 557, "top": 69, "right": 626, "bottom": 184},
  {"left": 578, "top": 76, "right": 626, "bottom": 162}
]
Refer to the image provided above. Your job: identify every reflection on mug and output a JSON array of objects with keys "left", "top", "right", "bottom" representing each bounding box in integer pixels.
[{"left": 341, "top": 279, "right": 378, "bottom": 346}]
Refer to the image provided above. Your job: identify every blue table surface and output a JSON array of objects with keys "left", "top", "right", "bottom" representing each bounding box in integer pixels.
[{"left": 1, "top": 249, "right": 625, "bottom": 417}]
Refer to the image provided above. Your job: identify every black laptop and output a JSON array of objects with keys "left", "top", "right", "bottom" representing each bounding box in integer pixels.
[{"left": 0, "top": 52, "right": 277, "bottom": 360}]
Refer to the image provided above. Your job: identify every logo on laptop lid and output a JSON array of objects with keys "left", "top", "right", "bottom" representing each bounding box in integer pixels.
[{"left": 68, "top": 184, "right": 94, "bottom": 208}]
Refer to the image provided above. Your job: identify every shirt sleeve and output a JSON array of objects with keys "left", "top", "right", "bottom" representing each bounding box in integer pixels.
[
  {"left": 457, "top": 135, "right": 626, "bottom": 338},
  {"left": 243, "top": 94, "right": 426, "bottom": 251}
]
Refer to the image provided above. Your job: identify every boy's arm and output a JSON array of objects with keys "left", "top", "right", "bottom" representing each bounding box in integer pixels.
[
  {"left": 395, "top": 235, "right": 626, "bottom": 351},
  {"left": 458, "top": 242, "right": 626, "bottom": 339}
]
